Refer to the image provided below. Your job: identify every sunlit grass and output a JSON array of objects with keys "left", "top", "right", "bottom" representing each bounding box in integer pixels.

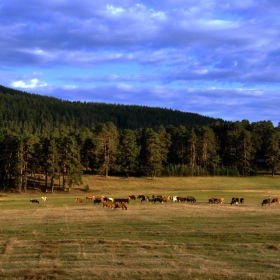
[{"left": 0, "top": 176, "right": 280, "bottom": 279}]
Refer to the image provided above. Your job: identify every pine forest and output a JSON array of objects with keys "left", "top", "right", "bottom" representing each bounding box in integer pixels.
[{"left": 0, "top": 85, "right": 280, "bottom": 193}]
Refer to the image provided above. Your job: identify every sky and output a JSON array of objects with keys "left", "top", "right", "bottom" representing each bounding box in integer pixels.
[{"left": 1, "top": 0, "right": 280, "bottom": 126}]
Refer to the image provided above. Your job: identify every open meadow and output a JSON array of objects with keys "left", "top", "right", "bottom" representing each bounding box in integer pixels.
[{"left": 0, "top": 176, "right": 280, "bottom": 280}]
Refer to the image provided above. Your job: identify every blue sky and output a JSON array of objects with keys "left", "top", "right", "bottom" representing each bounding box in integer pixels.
[{"left": 1, "top": 0, "right": 280, "bottom": 126}]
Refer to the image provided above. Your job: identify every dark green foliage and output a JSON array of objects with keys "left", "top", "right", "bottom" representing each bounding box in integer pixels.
[
  {"left": 0, "top": 85, "right": 220, "bottom": 133},
  {"left": 0, "top": 85, "right": 280, "bottom": 188}
]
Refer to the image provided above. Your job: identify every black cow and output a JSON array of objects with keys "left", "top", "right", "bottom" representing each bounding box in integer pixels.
[
  {"left": 141, "top": 196, "right": 150, "bottom": 202},
  {"left": 114, "top": 198, "right": 130, "bottom": 204},
  {"left": 230, "top": 197, "right": 239, "bottom": 205},
  {"left": 151, "top": 197, "right": 163, "bottom": 203},
  {"left": 93, "top": 198, "right": 103, "bottom": 204}
]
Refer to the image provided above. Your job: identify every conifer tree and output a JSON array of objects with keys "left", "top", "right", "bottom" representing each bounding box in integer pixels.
[{"left": 118, "top": 129, "right": 140, "bottom": 177}]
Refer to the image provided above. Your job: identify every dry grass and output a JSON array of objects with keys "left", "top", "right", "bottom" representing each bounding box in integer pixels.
[{"left": 0, "top": 176, "right": 280, "bottom": 279}]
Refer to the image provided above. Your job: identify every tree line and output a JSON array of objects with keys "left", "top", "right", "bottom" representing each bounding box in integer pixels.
[
  {"left": 0, "top": 119, "right": 280, "bottom": 192},
  {"left": 0, "top": 85, "right": 219, "bottom": 133}
]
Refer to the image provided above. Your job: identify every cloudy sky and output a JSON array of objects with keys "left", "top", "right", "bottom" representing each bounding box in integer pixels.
[{"left": 1, "top": 0, "right": 280, "bottom": 125}]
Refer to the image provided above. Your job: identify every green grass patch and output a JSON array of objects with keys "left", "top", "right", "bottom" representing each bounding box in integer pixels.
[{"left": 0, "top": 176, "right": 280, "bottom": 279}]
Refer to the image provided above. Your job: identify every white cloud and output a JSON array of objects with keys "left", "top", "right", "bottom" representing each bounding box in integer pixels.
[
  {"left": 12, "top": 78, "right": 47, "bottom": 88},
  {"left": 1, "top": 0, "right": 280, "bottom": 125}
]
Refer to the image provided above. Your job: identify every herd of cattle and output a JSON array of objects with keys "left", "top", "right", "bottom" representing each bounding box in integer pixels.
[{"left": 29, "top": 195, "right": 280, "bottom": 209}]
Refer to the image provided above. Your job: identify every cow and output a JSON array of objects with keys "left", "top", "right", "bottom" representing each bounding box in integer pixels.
[
  {"left": 141, "top": 196, "right": 150, "bottom": 202},
  {"left": 103, "top": 197, "right": 114, "bottom": 202},
  {"left": 230, "top": 197, "right": 239, "bottom": 205},
  {"left": 30, "top": 199, "right": 39, "bottom": 204},
  {"left": 186, "top": 196, "right": 196, "bottom": 203},
  {"left": 41, "top": 197, "right": 47, "bottom": 201},
  {"left": 151, "top": 197, "right": 164, "bottom": 203},
  {"left": 162, "top": 196, "right": 171, "bottom": 203},
  {"left": 75, "top": 198, "right": 82, "bottom": 203},
  {"left": 177, "top": 197, "right": 187, "bottom": 202},
  {"left": 240, "top": 198, "right": 244, "bottom": 204},
  {"left": 86, "top": 195, "right": 95, "bottom": 200},
  {"left": 114, "top": 202, "right": 128, "bottom": 210},
  {"left": 137, "top": 195, "right": 145, "bottom": 200},
  {"left": 262, "top": 197, "right": 271, "bottom": 206},
  {"left": 103, "top": 202, "right": 113, "bottom": 209},
  {"left": 272, "top": 198, "right": 280, "bottom": 204},
  {"left": 172, "top": 196, "right": 178, "bottom": 202},
  {"left": 209, "top": 198, "right": 224, "bottom": 204},
  {"left": 114, "top": 198, "right": 130, "bottom": 204},
  {"left": 128, "top": 195, "right": 136, "bottom": 200},
  {"left": 93, "top": 198, "right": 103, "bottom": 204}
]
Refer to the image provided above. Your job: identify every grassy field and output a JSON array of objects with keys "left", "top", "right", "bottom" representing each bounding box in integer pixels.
[{"left": 0, "top": 176, "right": 280, "bottom": 280}]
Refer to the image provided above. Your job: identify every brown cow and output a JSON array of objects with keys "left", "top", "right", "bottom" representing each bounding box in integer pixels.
[
  {"left": 186, "top": 196, "right": 196, "bottom": 203},
  {"left": 209, "top": 198, "right": 224, "bottom": 204},
  {"left": 86, "top": 195, "right": 95, "bottom": 200},
  {"left": 75, "top": 198, "right": 82, "bottom": 203},
  {"left": 271, "top": 198, "right": 280, "bottom": 204},
  {"left": 114, "top": 202, "right": 128, "bottom": 210},
  {"left": 114, "top": 198, "right": 130, "bottom": 203},
  {"left": 103, "top": 202, "right": 113, "bottom": 209}
]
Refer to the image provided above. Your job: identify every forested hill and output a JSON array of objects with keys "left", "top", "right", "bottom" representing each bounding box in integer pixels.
[{"left": 0, "top": 85, "right": 222, "bottom": 133}]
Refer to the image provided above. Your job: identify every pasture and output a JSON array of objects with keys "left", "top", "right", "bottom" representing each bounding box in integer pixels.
[{"left": 0, "top": 176, "right": 280, "bottom": 280}]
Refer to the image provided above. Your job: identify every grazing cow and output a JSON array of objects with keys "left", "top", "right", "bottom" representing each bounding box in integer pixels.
[
  {"left": 114, "top": 198, "right": 130, "bottom": 204},
  {"left": 162, "top": 196, "right": 171, "bottom": 203},
  {"left": 230, "top": 197, "right": 239, "bottom": 205},
  {"left": 172, "top": 196, "right": 178, "bottom": 202},
  {"left": 262, "top": 197, "right": 271, "bottom": 206},
  {"left": 103, "top": 202, "right": 113, "bottom": 209},
  {"left": 240, "top": 198, "right": 244, "bottom": 204},
  {"left": 41, "top": 197, "right": 47, "bottom": 201},
  {"left": 86, "top": 195, "right": 95, "bottom": 200},
  {"left": 137, "top": 195, "right": 145, "bottom": 199},
  {"left": 93, "top": 198, "right": 103, "bottom": 204},
  {"left": 177, "top": 197, "right": 186, "bottom": 202},
  {"left": 75, "top": 198, "right": 82, "bottom": 203},
  {"left": 128, "top": 195, "right": 136, "bottom": 200},
  {"left": 209, "top": 198, "right": 224, "bottom": 204},
  {"left": 186, "top": 196, "right": 196, "bottom": 203},
  {"left": 30, "top": 199, "right": 39, "bottom": 204},
  {"left": 141, "top": 196, "right": 150, "bottom": 202},
  {"left": 114, "top": 202, "right": 128, "bottom": 210},
  {"left": 272, "top": 198, "right": 280, "bottom": 204},
  {"left": 151, "top": 197, "right": 164, "bottom": 203}
]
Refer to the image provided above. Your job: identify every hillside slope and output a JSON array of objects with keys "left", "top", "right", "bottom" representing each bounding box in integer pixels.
[{"left": 0, "top": 85, "right": 222, "bottom": 133}]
